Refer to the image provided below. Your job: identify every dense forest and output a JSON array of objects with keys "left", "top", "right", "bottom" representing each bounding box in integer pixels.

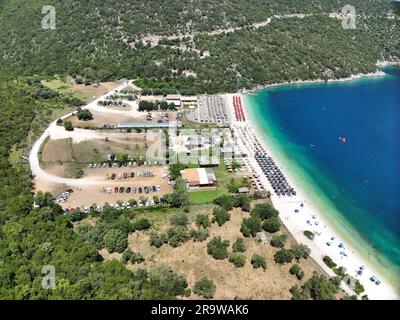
[
  {"left": 0, "top": 72, "right": 184, "bottom": 299},
  {"left": 0, "top": 0, "right": 398, "bottom": 93},
  {"left": 0, "top": 0, "right": 399, "bottom": 299}
]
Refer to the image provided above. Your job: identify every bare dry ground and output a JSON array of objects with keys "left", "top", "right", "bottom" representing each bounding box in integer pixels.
[
  {"left": 67, "top": 111, "right": 141, "bottom": 128},
  {"left": 62, "top": 166, "right": 173, "bottom": 208},
  {"left": 66, "top": 110, "right": 179, "bottom": 129},
  {"left": 117, "top": 203, "right": 327, "bottom": 300}
]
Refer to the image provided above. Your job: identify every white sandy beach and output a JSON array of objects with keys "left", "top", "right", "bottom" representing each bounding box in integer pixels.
[{"left": 224, "top": 90, "right": 400, "bottom": 300}]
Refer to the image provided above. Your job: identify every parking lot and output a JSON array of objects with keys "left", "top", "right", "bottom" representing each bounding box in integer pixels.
[{"left": 58, "top": 164, "right": 173, "bottom": 210}]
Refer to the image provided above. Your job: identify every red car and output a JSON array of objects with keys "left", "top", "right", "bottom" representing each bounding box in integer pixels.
[
  {"left": 114, "top": 186, "right": 119, "bottom": 193},
  {"left": 65, "top": 188, "right": 73, "bottom": 193}
]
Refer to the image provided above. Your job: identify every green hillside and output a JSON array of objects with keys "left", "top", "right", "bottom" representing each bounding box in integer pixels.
[{"left": 0, "top": 0, "right": 398, "bottom": 93}]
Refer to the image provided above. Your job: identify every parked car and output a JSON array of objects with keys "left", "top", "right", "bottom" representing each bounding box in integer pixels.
[
  {"left": 126, "top": 187, "right": 131, "bottom": 193},
  {"left": 144, "top": 186, "right": 149, "bottom": 194},
  {"left": 118, "top": 163, "right": 122, "bottom": 168},
  {"left": 138, "top": 187, "right": 143, "bottom": 193},
  {"left": 111, "top": 173, "right": 116, "bottom": 180},
  {"left": 106, "top": 187, "right": 112, "bottom": 194},
  {"left": 132, "top": 187, "right": 137, "bottom": 194},
  {"left": 152, "top": 185, "right": 157, "bottom": 192},
  {"left": 123, "top": 172, "right": 128, "bottom": 179},
  {"left": 157, "top": 185, "right": 161, "bottom": 191},
  {"left": 130, "top": 172, "right": 135, "bottom": 178},
  {"left": 108, "top": 163, "right": 112, "bottom": 168},
  {"left": 119, "top": 187, "right": 124, "bottom": 193}
]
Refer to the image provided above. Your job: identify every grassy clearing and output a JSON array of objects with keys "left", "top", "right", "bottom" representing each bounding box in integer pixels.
[
  {"left": 42, "top": 79, "right": 87, "bottom": 102},
  {"left": 190, "top": 189, "right": 227, "bottom": 204},
  {"left": 189, "top": 162, "right": 234, "bottom": 204}
]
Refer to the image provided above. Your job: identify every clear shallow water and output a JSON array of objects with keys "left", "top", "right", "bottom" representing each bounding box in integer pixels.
[{"left": 246, "top": 67, "right": 400, "bottom": 285}]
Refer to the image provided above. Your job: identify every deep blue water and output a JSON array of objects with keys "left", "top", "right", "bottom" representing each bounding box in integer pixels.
[{"left": 247, "top": 67, "right": 400, "bottom": 281}]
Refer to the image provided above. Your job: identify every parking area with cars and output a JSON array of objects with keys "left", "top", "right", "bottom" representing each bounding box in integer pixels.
[{"left": 58, "top": 164, "right": 173, "bottom": 210}]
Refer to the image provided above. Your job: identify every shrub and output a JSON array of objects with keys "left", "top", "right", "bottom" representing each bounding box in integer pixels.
[
  {"left": 289, "top": 264, "right": 304, "bottom": 280},
  {"left": 251, "top": 203, "right": 279, "bottom": 220},
  {"left": 193, "top": 277, "right": 216, "bottom": 299},
  {"left": 212, "top": 207, "right": 230, "bottom": 226},
  {"left": 170, "top": 212, "right": 189, "bottom": 226},
  {"left": 301, "top": 272, "right": 339, "bottom": 300},
  {"left": 274, "top": 249, "right": 294, "bottom": 264},
  {"left": 229, "top": 253, "right": 246, "bottom": 268},
  {"left": 289, "top": 264, "right": 301, "bottom": 275},
  {"left": 130, "top": 251, "right": 145, "bottom": 264},
  {"left": 133, "top": 218, "right": 151, "bottom": 230},
  {"left": 148, "top": 265, "right": 188, "bottom": 296},
  {"left": 262, "top": 217, "right": 281, "bottom": 233},
  {"left": 190, "top": 228, "right": 209, "bottom": 242},
  {"left": 251, "top": 254, "right": 267, "bottom": 270},
  {"left": 213, "top": 194, "right": 234, "bottom": 211},
  {"left": 167, "top": 226, "right": 191, "bottom": 247},
  {"left": 77, "top": 109, "right": 93, "bottom": 121},
  {"left": 196, "top": 214, "right": 211, "bottom": 228},
  {"left": 64, "top": 120, "right": 73, "bottom": 131},
  {"left": 121, "top": 248, "right": 133, "bottom": 263},
  {"left": 207, "top": 236, "right": 229, "bottom": 260},
  {"left": 354, "top": 279, "right": 365, "bottom": 295},
  {"left": 240, "top": 216, "right": 262, "bottom": 237},
  {"left": 291, "top": 244, "right": 311, "bottom": 261},
  {"left": 233, "top": 194, "right": 251, "bottom": 212},
  {"left": 270, "top": 234, "right": 288, "bottom": 248},
  {"left": 149, "top": 232, "right": 168, "bottom": 248},
  {"left": 303, "top": 230, "right": 315, "bottom": 240},
  {"left": 323, "top": 255, "right": 337, "bottom": 269},
  {"left": 76, "top": 222, "right": 106, "bottom": 249},
  {"left": 232, "top": 237, "right": 246, "bottom": 253},
  {"left": 104, "top": 229, "right": 128, "bottom": 253}
]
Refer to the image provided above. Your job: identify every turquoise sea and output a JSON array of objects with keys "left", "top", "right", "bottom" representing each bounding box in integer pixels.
[{"left": 245, "top": 66, "right": 400, "bottom": 287}]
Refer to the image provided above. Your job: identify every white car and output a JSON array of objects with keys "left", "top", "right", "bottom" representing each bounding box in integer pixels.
[{"left": 157, "top": 185, "right": 161, "bottom": 191}]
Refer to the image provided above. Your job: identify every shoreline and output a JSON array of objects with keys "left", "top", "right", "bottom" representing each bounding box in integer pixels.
[
  {"left": 225, "top": 87, "right": 399, "bottom": 299},
  {"left": 240, "top": 70, "right": 386, "bottom": 94}
]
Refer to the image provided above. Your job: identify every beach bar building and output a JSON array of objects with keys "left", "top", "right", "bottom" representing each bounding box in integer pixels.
[{"left": 180, "top": 168, "right": 216, "bottom": 189}]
